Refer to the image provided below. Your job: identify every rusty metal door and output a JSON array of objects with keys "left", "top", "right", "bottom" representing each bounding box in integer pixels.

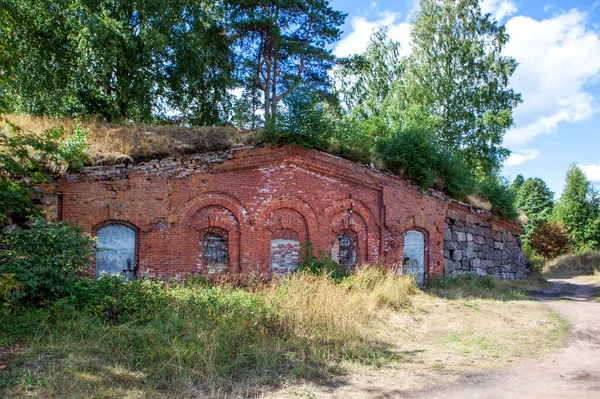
[
  {"left": 404, "top": 231, "right": 425, "bottom": 286},
  {"left": 96, "top": 224, "right": 136, "bottom": 280}
]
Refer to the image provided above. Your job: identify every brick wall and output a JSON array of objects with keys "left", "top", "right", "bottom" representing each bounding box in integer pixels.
[{"left": 52, "top": 144, "right": 526, "bottom": 282}]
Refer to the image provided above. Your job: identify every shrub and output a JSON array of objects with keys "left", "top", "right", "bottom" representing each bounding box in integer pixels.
[
  {"left": 261, "top": 88, "right": 335, "bottom": 151},
  {"left": 376, "top": 127, "right": 439, "bottom": 188},
  {"left": 297, "top": 241, "right": 349, "bottom": 281},
  {"left": 473, "top": 175, "right": 518, "bottom": 220},
  {"left": 529, "top": 221, "right": 571, "bottom": 259},
  {"left": 0, "top": 219, "right": 96, "bottom": 307}
]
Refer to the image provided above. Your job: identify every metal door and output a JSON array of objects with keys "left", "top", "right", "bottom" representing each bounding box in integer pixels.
[
  {"left": 404, "top": 231, "right": 425, "bottom": 286},
  {"left": 96, "top": 224, "right": 137, "bottom": 280}
]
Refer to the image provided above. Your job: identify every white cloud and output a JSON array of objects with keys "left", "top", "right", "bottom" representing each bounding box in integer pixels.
[
  {"left": 334, "top": 12, "right": 412, "bottom": 58},
  {"left": 580, "top": 164, "right": 600, "bottom": 183},
  {"left": 503, "top": 10, "right": 600, "bottom": 149},
  {"left": 481, "top": 0, "right": 517, "bottom": 20},
  {"left": 334, "top": 7, "right": 600, "bottom": 168},
  {"left": 505, "top": 149, "right": 540, "bottom": 166}
]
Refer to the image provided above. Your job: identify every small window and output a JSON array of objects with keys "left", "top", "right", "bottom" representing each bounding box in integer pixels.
[
  {"left": 203, "top": 232, "right": 228, "bottom": 265},
  {"left": 337, "top": 232, "right": 357, "bottom": 268}
]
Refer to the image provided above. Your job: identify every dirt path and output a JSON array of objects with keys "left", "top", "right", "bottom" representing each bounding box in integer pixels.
[{"left": 408, "top": 278, "right": 600, "bottom": 399}]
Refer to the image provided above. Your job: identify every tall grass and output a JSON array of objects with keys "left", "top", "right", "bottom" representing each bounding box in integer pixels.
[
  {"left": 0, "top": 268, "right": 417, "bottom": 396},
  {"left": 543, "top": 251, "right": 600, "bottom": 278}
]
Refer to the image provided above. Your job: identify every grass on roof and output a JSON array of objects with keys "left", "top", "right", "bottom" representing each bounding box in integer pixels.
[{"left": 4, "top": 114, "right": 257, "bottom": 166}]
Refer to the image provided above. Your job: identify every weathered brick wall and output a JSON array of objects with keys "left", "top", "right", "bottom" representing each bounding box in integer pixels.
[
  {"left": 51, "top": 144, "right": 525, "bottom": 282},
  {"left": 443, "top": 202, "right": 528, "bottom": 280}
]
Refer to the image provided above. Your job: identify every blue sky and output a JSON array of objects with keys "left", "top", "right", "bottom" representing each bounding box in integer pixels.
[{"left": 330, "top": 0, "right": 600, "bottom": 197}]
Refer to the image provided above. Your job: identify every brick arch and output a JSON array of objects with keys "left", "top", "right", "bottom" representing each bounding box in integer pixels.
[
  {"left": 256, "top": 197, "right": 318, "bottom": 237},
  {"left": 324, "top": 198, "right": 379, "bottom": 230},
  {"left": 324, "top": 198, "right": 381, "bottom": 263},
  {"left": 329, "top": 211, "right": 368, "bottom": 264},
  {"left": 80, "top": 201, "right": 149, "bottom": 233},
  {"left": 191, "top": 206, "right": 241, "bottom": 234},
  {"left": 177, "top": 191, "right": 252, "bottom": 228},
  {"left": 189, "top": 206, "right": 241, "bottom": 273}
]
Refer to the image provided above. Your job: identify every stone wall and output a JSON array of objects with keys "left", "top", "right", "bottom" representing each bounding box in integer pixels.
[{"left": 443, "top": 203, "right": 528, "bottom": 280}]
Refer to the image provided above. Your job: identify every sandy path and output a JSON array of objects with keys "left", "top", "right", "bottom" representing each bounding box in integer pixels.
[{"left": 408, "top": 279, "right": 600, "bottom": 399}]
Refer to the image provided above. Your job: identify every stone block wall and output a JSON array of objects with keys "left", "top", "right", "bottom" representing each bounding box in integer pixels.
[{"left": 443, "top": 203, "right": 528, "bottom": 280}]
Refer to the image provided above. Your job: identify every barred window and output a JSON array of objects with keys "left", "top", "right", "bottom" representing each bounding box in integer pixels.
[
  {"left": 337, "top": 232, "right": 357, "bottom": 268},
  {"left": 203, "top": 233, "right": 228, "bottom": 265}
]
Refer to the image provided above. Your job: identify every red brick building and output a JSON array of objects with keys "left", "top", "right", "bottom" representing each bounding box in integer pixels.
[{"left": 55, "top": 144, "right": 526, "bottom": 283}]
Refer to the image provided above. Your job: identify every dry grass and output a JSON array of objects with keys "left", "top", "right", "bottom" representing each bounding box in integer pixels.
[
  {"left": 0, "top": 271, "right": 567, "bottom": 399},
  {"left": 466, "top": 194, "right": 492, "bottom": 212},
  {"left": 4, "top": 114, "right": 257, "bottom": 165},
  {"left": 261, "top": 285, "right": 566, "bottom": 398},
  {"left": 542, "top": 251, "right": 600, "bottom": 278}
]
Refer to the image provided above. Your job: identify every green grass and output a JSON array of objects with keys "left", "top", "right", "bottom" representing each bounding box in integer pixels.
[
  {"left": 426, "top": 274, "right": 548, "bottom": 300},
  {"left": 0, "top": 268, "right": 416, "bottom": 398},
  {"left": 0, "top": 268, "right": 567, "bottom": 398}
]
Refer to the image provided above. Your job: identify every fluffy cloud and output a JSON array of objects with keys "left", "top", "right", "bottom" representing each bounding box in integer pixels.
[
  {"left": 504, "top": 149, "right": 540, "bottom": 166},
  {"left": 334, "top": 12, "right": 412, "bottom": 58},
  {"left": 503, "top": 10, "right": 600, "bottom": 148},
  {"left": 481, "top": 0, "right": 517, "bottom": 20},
  {"left": 334, "top": 5, "right": 600, "bottom": 167},
  {"left": 580, "top": 164, "right": 600, "bottom": 183}
]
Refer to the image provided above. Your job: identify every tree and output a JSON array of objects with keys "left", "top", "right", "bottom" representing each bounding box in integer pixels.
[
  {"left": 1, "top": 0, "right": 233, "bottom": 124},
  {"left": 553, "top": 165, "right": 600, "bottom": 251},
  {"left": 335, "top": 29, "right": 405, "bottom": 119},
  {"left": 227, "top": 0, "right": 346, "bottom": 122},
  {"left": 401, "top": 0, "right": 522, "bottom": 176},
  {"left": 529, "top": 221, "right": 571, "bottom": 259},
  {"left": 513, "top": 176, "right": 555, "bottom": 242}
]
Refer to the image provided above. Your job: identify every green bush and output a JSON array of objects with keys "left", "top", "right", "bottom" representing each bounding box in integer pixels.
[
  {"left": 375, "top": 127, "right": 475, "bottom": 199},
  {"left": 376, "top": 127, "right": 439, "bottom": 188},
  {"left": 474, "top": 175, "right": 518, "bottom": 220},
  {"left": 297, "top": 241, "right": 350, "bottom": 281},
  {"left": 261, "top": 88, "right": 335, "bottom": 150},
  {"left": 0, "top": 219, "right": 96, "bottom": 307}
]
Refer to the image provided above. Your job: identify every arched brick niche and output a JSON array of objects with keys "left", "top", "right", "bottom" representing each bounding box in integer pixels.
[
  {"left": 401, "top": 227, "right": 430, "bottom": 285},
  {"left": 91, "top": 219, "right": 141, "bottom": 280},
  {"left": 190, "top": 205, "right": 241, "bottom": 275},
  {"left": 263, "top": 207, "right": 310, "bottom": 275},
  {"left": 325, "top": 198, "right": 381, "bottom": 264},
  {"left": 80, "top": 201, "right": 149, "bottom": 233},
  {"left": 256, "top": 197, "right": 318, "bottom": 238}
]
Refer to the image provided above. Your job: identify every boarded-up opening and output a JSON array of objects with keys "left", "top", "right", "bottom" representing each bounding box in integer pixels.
[
  {"left": 270, "top": 228, "right": 300, "bottom": 275},
  {"left": 202, "top": 230, "right": 229, "bottom": 275},
  {"left": 96, "top": 224, "right": 137, "bottom": 280},
  {"left": 404, "top": 230, "right": 425, "bottom": 286},
  {"left": 332, "top": 231, "right": 358, "bottom": 270}
]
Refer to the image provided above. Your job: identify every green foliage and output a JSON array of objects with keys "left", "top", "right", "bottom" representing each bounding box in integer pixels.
[
  {"left": 529, "top": 221, "right": 571, "bottom": 259},
  {"left": 227, "top": 0, "right": 346, "bottom": 122},
  {"left": 0, "top": 121, "right": 89, "bottom": 177},
  {"left": 376, "top": 128, "right": 439, "bottom": 188},
  {"left": 553, "top": 164, "right": 600, "bottom": 251},
  {"left": 375, "top": 127, "right": 475, "bottom": 199},
  {"left": 1, "top": 0, "right": 232, "bottom": 124},
  {"left": 401, "top": 0, "right": 522, "bottom": 176},
  {"left": 336, "top": 29, "right": 404, "bottom": 119},
  {"left": 298, "top": 241, "right": 349, "bottom": 281},
  {"left": 0, "top": 119, "right": 89, "bottom": 221},
  {"left": 473, "top": 175, "right": 518, "bottom": 220},
  {"left": 263, "top": 87, "right": 335, "bottom": 150},
  {"left": 0, "top": 220, "right": 96, "bottom": 306},
  {"left": 512, "top": 176, "right": 555, "bottom": 243}
]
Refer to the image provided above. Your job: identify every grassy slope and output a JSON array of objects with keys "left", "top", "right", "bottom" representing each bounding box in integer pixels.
[{"left": 0, "top": 271, "right": 565, "bottom": 399}]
